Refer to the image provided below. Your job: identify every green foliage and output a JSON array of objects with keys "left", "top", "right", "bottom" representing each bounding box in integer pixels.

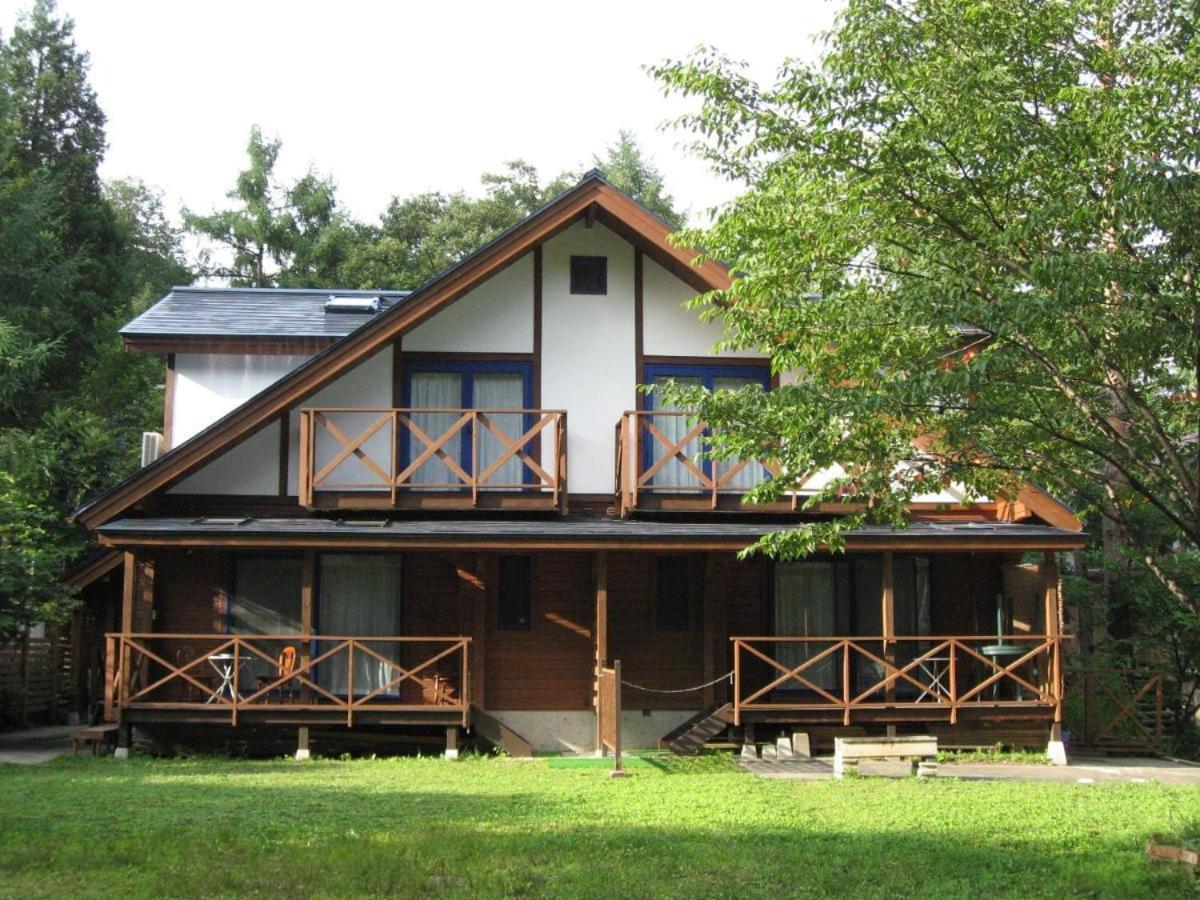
[
  {"left": 0, "top": 407, "right": 121, "bottom": 636},
  {"left": 0, "top": 2, "right": 190, "bottom": 633},
  {"left": 337, "top": 137, "right": 687, "bottom": 290},
  {"left": 593, "top": 130, "right": 684, "bottom": 229},
  {"left": 183, "top": 125, "right": 350, "bottom": 287},
  {"left": 650, "top": 2, "right": 1200, "bottom": 594},
  {"left": 0, "top": 0, "right": 121, "bottom": 417},
  {"left": 0, "top": 756, "right": 1195, "bottom": 896}
]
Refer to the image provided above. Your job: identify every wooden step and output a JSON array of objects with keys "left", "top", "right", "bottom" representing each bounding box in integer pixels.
[
  {"left": 470, "top": 707, "right": 533, "bottom": 758},
  {"left": 660, "top": 703, "right": 732, "bottom": 755}
]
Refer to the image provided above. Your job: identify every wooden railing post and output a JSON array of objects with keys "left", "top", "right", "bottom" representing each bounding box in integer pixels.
[
  {"left": 461, "top": 639, "right": 470, "bottom": 727},
  {"left": 1154, "top": 674, "right": 1164, "bottom": 749},
  {"left": 630, "top": 414, "right": 639, "bottom": 510},
  {"left": 948, "top": 640, "right": 958, "bottom": 724},
  {"left": 611, "top": 659, "right": 623, "bottom": 775},
  {"left": 732, "top": 639, "right": 741, "bottom": 726},
  {"left": 298, "top": 410, "right": 309, "bottom": 505},
  {"left": 231, "top": 638, "right": 240, "bottom": 727},
  {"left": 470, "top": 411, "right": 479, "bottom": 508},
  {"left": 390, "top": 409, "right": 399, "bottom": 507},
  {"left": 347, "top": 641, "right": 355, "bottom": 728},
  {"left": 842, "top": 640, "right": 852, "bottom": 726}
]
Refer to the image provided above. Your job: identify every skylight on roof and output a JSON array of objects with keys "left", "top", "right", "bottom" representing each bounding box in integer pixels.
[{"left": 324, "top": 295, "right": 382, "bottom": 314}]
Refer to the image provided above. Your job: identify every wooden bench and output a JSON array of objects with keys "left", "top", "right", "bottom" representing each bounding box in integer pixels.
[
  {"left": 70, "top": 724, "right": 119, "bottom": 757},
  {"left": 833, "top": 735, "right": 938, "bottom": 778}
]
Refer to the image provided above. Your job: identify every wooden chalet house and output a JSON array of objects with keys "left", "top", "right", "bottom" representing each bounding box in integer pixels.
[{"left": 70, "top": 171, "right": 1084, "bottom": 758}]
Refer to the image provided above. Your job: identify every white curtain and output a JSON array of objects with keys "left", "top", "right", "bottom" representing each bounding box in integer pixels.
[
  {"left": 408, "top": 372, "right": 462, "bottom": 487},
  {"left": 774, "top": 562, "right": 838, "bottom": 689},
  {"left": 712, "top": 375, "right": 767, "bottom": 491},
  {"left": 317, "top": 555, "right": 402, "bottom": 696},
  {"left": 474, "top": 373, "right": 525, "bottom": 489},
  {"left": 649, "top": 376, "right": 703, "bottom": 489}
]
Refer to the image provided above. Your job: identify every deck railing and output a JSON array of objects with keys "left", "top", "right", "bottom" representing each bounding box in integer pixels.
[
  {"left": 731, "top": 634, "right": 1063, "bottom": 726},
  {"left": 105, "top": 633, "right": 470, "bottom": 727},
  {"left": 299, "top": 407, "right": 566, "bottom": 510},
  {"left": 615, "top": 410, "right": 794, "bottom": 514}
]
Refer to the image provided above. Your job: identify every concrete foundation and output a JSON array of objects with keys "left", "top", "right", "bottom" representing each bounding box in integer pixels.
[{"left": 486, "top": 708, "right": 697, "bottom": 754}]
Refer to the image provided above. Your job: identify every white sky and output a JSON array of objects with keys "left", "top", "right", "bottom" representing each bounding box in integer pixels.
[{"left": 0, "top": 0, "right": 836, "bottom": 226}]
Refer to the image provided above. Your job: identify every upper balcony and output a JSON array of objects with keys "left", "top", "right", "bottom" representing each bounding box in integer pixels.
[
  {"left": 299, "top": 407, "right": 566, "bottom": 512},
  {"left": 615, "top": 410, "right": 801, "bottom": 516}
]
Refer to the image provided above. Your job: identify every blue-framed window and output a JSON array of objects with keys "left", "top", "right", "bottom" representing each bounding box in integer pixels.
[
  {"left": 402, "top": 360, "right": 536, "bottom": 488},
  {"left": 642, "top": 363, "right": 770, "bottom": 490}
]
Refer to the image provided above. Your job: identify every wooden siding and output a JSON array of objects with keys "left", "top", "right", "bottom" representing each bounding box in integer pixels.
[
  {"left": 485, "top": 552, "right": 595, "bottom": 710},
  {"left": 607, "top": 554, "right": 705, "bottom": 710},
  {"left": 154, "top": 551, "right": 227, "bottom": 633}
]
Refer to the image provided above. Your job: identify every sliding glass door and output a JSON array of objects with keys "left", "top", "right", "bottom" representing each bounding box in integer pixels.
[
  {"left": 405, "top": 361, "right": 533, "bottom": 488},
  {"left": 317, "top": 555, "right": 402, "bottom": 697},
  {"left": 643, "top": 364, "right": 769, "bottom": 490},
  {"left": 773, "top": 555, "right": 931, "bottom": 696}
]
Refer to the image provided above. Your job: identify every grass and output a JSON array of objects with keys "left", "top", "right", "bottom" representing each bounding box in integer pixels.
[
  {"left": 1, "top": 752, "right": 1198, "bottom": 898},
  {"left": 938, "top": 744, "right": 1050, "bottom": 765}
]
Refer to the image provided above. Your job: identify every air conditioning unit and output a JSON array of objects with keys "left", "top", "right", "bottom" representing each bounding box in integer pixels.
[{"left": 141, "top": 431, "right": 165, "bottom": 467}]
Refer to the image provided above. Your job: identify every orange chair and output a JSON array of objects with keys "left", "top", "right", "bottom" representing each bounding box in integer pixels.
[{"left": 257, "top": 646, "right": 298, "bottom": 702}]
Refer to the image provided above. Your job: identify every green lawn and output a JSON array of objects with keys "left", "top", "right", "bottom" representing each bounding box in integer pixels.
[{"left": 1, "top": 753, "right": 1198, "bottom": 898}]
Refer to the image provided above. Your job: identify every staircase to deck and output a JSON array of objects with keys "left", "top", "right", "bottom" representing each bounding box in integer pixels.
[
  {"left": 660, "top": 703, "right": 732, "bottom": 755},
  {"left": 471, "top": 707, "right": 533, "bottom": 758}
]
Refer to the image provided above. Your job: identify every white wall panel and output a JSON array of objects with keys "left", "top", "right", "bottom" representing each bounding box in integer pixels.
[
  {"left": 287, "top": 347, "right": 394, "bottom": 494},
  {"left": 641, "top": 258, "right": 766, "bottom": 359},
  {"left": 168, "top": 420, "right": 280, "bottom": 495},
  {"left": 404, "top": 254, "right": 533, "bottom": 353},
  {"left": 173, "top": 353, "right": 310, "bottom": 444},
  {"left": 540, "top": 222, "right": 635, "bottom": 494}
]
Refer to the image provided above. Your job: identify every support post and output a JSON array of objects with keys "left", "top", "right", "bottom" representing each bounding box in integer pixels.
[
  {"left": 594, "top": 551, "right": 608, "bottom": 753},
  {"left": 1043, "top": 551, "right": 1067, "bottom": 765},
  {"left": 881, "top": 551, "right": 896, "bottom": 736},
  {"left": 114, "top": 552, "right": 137, "bottom": 753},
  {"left": 300, "top": 551, "right": 314, "bottom": 704},
  {"left": 444, "top": 726, "right": 460, "bottom": 760},
  {"left": 295, "top": 725, "right": 311, "bottom": 761}
]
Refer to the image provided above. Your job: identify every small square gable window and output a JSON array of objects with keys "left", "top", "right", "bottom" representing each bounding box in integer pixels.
[{"left": 570, "top": 255, "right": 607, "bottom": 295}]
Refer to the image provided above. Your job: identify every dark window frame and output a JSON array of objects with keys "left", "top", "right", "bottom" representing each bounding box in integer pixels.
[
  {"left": 569, "top": 255, "right": 608, "bottom": 295},
  {"left": 497, "top": 555, "right": 533, "bottom": 631},
  {"left": 654, "top": 555, "right": 691, "bottom": 631}
]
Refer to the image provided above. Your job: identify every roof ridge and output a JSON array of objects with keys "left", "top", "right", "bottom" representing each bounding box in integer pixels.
[{"left": 170, "top": 286, "right": 413, "bottom": 296}]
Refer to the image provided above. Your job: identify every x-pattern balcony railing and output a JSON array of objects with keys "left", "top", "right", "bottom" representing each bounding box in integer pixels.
[
  {"left": 299, "top": 407, "right": 566, "bottom": 510},
  {"left": 105, "top": 633, "right": 471, "bottom": 727},
  {"left": 731, "top": 634, "right": 1064, "bottom": 726}
]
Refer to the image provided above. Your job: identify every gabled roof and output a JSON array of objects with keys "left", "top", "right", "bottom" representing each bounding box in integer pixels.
[
  {"left": 74, "top": 171, "right": 731, "bottom": 530},
  {"left": 121, "top": 287, "right": 411, "bottom": 347}
]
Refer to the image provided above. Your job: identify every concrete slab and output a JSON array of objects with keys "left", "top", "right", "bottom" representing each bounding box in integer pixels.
[
  {"left": 741, "top": 754, "right": 1200, "bottom": 785},
  {"left": 0, "top": 725, "right": 72, "bottom": 765}
]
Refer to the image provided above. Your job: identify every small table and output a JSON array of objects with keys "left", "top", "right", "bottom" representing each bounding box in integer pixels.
[
  {"left": 915, "top": 656, "right": 951, "bottom": 703},
  {"left": 981, "top": 643, "right": 1029, "bottom": 700},
  {"left": 206, "top": 653, "right": 250, "bottom": 703}
]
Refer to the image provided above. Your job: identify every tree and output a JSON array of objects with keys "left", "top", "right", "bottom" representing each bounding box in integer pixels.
[
  {"left": 593, "top": 130, "right": 684, "bottom": 228},
  {"left": 338, "top": 142, "right": 685, "bottom": 290},
  {"left": 0, "top": 0, "right": 121, "bottom": 421},
  {"left": 651, "top": 1, "right": 1199, "bottom": 624},
  {"left": 183, "top": 125, "right": 347, "bottom": 287},
  {"left": 0, "top": 406, "right": 120, "bottom": 638},
  {"left": 337, "top": 160, "right": 556, "bottom": 289}
]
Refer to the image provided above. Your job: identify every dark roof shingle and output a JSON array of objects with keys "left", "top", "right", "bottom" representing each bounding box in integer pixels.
[{"left": 120, "top": 287, "right": 413, "bottom": 340}]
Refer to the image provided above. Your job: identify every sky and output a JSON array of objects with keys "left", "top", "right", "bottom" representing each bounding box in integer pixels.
[{"left": 0, "top": 0, "right": 837, "bottom": 229}]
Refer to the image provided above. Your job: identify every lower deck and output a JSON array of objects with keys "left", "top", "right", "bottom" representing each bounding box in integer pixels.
[{"left": 88, "top": 545, "right": 1067, "bottom": 753}]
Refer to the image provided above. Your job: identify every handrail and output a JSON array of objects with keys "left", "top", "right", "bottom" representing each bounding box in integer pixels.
[
  {"left": 106, "top": 633, "right": 471, "bottom": 727},
  {"left": 299, "top": 407, "right": 566, "bottom": 508},
  {"left": 730, "top": 634, "right": 1065, "bottom": 727}
]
